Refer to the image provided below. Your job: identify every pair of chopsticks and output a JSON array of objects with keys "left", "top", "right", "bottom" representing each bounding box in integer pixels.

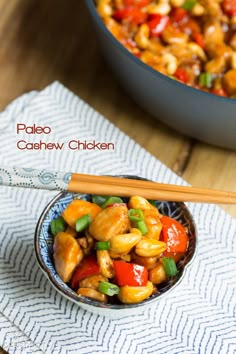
[
  {"left": 69, "top": 173, "right": 236, "bottom": 204},
  {"left": 0, "top": 167, "right": 236, "bottom": 204}
]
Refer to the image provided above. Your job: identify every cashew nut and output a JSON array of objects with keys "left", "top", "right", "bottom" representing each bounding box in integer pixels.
[
  {"left": 143, "top": 209, "right": 163, "bottom": 239},
  {"left": 161, "top": 53, "right": 178, "bottom": 75},
  {"left": 170, "top": 0, "right": 185, "bottom": 6},
  {"left": 135, "top": 24, "right": 150, "bottom": 50},
  {"left": 147, "top": 2, "right": 171, "bottom": 16},
  {"left": 109, "top": 228, "right": 142, "bottom": 254},
  {"left": 97, "top": 250, "right": 115, "bottom": 278},
  {"left": 118, "top": 281, "right": 153, "bottom": 304},
  {"left": 187, "top": 42, "right": 207, "bottom": 61},
  {"left": 135, "top": 238, "right": 167, "bottom": 257},
  {"left": 97, "top": 0, "right": 113, "bottom": 18},
  {"left": 77, "top": 287, "right": 108, "bottom": 303},
  {"left": 128, "top": 196, "right": 159, "bottom": 212},
  {"left": 191, "top": 3, "right": 205, "bottom": 16}
]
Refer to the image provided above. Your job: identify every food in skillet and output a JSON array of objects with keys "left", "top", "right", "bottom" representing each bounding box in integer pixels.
[
  {"left": 51, "top": 195, "right": 189, "bottom": 304},
  {"left": 96, "top": 0, "right": 236, "bottom": 98}
]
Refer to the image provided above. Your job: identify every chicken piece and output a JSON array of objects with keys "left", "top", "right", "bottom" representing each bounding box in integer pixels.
[
  {"left": 205, "top": 56, "right": 226, "bottom": 74},
  {"left": 62, "top": 199, "right": 102, "bottom": 229},
  {"left": 131, "top": 251, "right": 158, "bottom": 270},
  {"left": 79, "top": 274, "right": 107, "bottom": 290},
  {"left": 77, "top": 288, "right": 108, "bottom": 303},
  {"left": 77, "top": 237, "right": 88, "bottom": 249},
  {"left": 229, "top": 33, "right": 236, "bottom": 51},
  {"left": 140, "top": 50, "right": 162, "bottom": 67},
  {"left": 206, "top": 43, "right": 232, "bottom": 60},
  {"left": 199, "top": 0, "right": 223, "bottom": 18},
  {"left": 167, "top": 44, "right": 194, "bottom": 62},
  {"left": 103, "top": 16, "right": 128, "bottom": 43},
  {"left": 65, "top": 226, "right": 77, "bottom": 238},
  {"left": 149, "top": 262, "right": 167, "bottom": 285},
  {"left": 178, "top": 59, "right": 202, "bottom": 85},
  {"left": 109, "top": 251, "right": 131, "bottom": 262},
  {"left": 140, "top": 51, "right": 168, "bottom": 74},
  {"left": 148, "top": 39, "right": 166, "bottom": 55},
  {"left": 204, "top": 20, "right": 224, "bottom": 48},
  {"left": 162, "top": 24, "right": 188, "bottom": 45},
  {"left": 89, "top": 204, "right": 130, "bottom": 241},
  {"left": 53, "top": 232, "right": 83, "bottom": 282},
  {"left": 77, "top": 231, "right": 95, "bottom": 256},
  {"left": 223, "top": 69, "right": 236, "bottom": 94}
]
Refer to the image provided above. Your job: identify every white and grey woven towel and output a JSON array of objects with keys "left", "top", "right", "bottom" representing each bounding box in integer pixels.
[{"left": 0, "top": 82, "right": 235, "bottom": 354}]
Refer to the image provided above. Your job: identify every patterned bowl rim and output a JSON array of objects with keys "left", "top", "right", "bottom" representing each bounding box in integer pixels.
[{"left": 34, "top": 175, "right": 198, "bottom": 310}]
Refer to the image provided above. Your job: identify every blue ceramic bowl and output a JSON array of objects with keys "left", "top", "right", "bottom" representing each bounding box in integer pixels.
[
  {"left": 35, "top": 176, "right": 197, "bottom": 317},
  {"left": 85, "top": 0, "right": 236, "bottom": 150}
]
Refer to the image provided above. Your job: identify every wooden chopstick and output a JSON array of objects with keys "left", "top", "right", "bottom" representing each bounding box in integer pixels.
[
  {"left": 71, "top": 173, "right": 231, "bottom": 196},
  {"left": 68, "top": 173, "right": 236, "bottom": 204}
]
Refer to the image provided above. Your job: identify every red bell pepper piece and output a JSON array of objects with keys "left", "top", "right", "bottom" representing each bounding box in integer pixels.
[
  {"left": 124, "top": 0, "right": 151, "bottom": 7},
  {"left": 113, "top": 260, "right": 148, "bottom": 286},
  {"left": 123, "top": 38, "right": 141, "bottom": 57},
  {"left": 106, "top": 203, "right": 128, "bottom": 208},
  {"left": 180, "top": 17, "right": 200, "bottom": 35},
  {"left": 70, "top": 255, "right": 100, "bottom": 290},
  {"left": 170, "top": 7, "right": 188, "bottom": 23},
  {"left": 222, "top": 0, "right": 236, "bottom": 16},
  {"left": 147, "top": 14, "right": 170, "bottom": 37},
  {"left": 113, "top": 6, "right": 148, "bottom": 25},
  {"left": 192, "top": 32, "right": 205, "bottom": 48},
  {"left": 161, "top": 216, "right": 188, "bottom": 254},
  {"left": 212, "top": 88, "right": 228, "bottom": 97},
  {"left": 174, "top": 68, "right": 189, "bottom": 84}
]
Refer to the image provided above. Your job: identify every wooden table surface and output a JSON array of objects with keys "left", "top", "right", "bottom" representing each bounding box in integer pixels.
[{"left": 0, "top": 1, "right": 235, "bottom": 353}]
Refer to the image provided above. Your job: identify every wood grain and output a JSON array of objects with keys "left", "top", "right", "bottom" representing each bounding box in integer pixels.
[{"left": 0, "top": 0, "right": 236, "bottom": 352}]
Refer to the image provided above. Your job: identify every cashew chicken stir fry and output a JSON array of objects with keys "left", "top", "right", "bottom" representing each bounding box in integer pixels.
[
  {"left": 52, "top": 196, "right": 189, "bottom": 304},
  {"left": 96, "top": 0, "right": 236, "bottom": 98}
]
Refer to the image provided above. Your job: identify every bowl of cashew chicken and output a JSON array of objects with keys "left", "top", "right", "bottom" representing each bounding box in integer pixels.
[
  {"left": 85, "top": 0, "right": 236, "bottom": 149},
  {"left": 35, "top": 176, "right": 197, "bottom": 317}
]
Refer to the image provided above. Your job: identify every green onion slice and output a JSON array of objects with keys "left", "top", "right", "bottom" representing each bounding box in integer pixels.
[
  {"left": 137, "top": 220, "right": 148, "bottom": 235},
  {"left": 101, "top": 196, "right": 124, "bottom": 209},
  {"left": 76, "top": 214, "right": 91, "bottom": 232},
  {"left": 162, "top": 257, "right": 178, "bottom": 277},
  {"left": 128, "top": 208, "right": 144, "bottom": 222},
  {"left": 92, "top": 195, "right": 108, "bottom": 206},
  {"left": 50, "top": 216, "right": 67, "bottom": 236},
  {"left": 96, "top": 241, "right": 110, "bottom": 251},
  {"left": 98, "top": 281, "right": 120, "bottom": 296},
  {"left": 148, "top": 200, "right": 157, "bottom": 207},
  {"left": 182, "top": 0, "right": 197, "bottom": 11},
  {"left": 199, "top": 72, "right": 212, "bottom": 88}
]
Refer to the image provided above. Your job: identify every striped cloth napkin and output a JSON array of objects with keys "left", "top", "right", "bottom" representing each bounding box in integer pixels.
[{"left": 0, "top": 82, "right": 235, "bottom": 354}]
